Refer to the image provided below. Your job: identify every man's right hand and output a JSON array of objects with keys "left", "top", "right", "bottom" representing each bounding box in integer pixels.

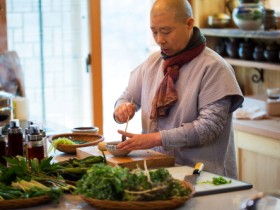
[{"left": 114, "top": 102, "right": 135, "bottom": 123}]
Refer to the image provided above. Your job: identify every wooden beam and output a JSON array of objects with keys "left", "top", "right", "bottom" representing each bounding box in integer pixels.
[
  {"left": 0, "top": 0, "right": 7, "bottom": 52},
  {"left": 88, "top": 0, "right": 103, "bottom": 134}
]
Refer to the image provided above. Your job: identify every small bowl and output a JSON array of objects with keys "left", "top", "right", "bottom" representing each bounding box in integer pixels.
[
  {"left": 48, "top": 133, "right": 104, "bottom": 154},
  {"left": 105, "top": 141, "right": 131, "bottom": 157},
  {"left": 71, "top": 126, "right": 99, "bottom": 134},
  {"left": 208, "top": 13, "right": 231, "bottom": 28}
]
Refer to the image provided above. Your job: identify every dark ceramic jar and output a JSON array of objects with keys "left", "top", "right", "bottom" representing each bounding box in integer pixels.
[
  {"left": 264, "top": 42, "right": 279, "bottom": 62},
  {"left": 239, "top": 41, "right": 254, "bottom": 60},
  {"left": 214, "top": 39, "right": 227, "bottom": 56},
  {"left": 253, "top": 43, "right": 266, "bottom": 61},
  {"left": 264, "top": 9, "right": 278, "bottom": 30},
  {"left": 225, "top": 39, "right": 240, "bottom": 58}
]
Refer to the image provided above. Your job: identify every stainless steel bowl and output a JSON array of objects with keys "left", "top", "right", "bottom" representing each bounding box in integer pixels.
[{"left": 208, "top": 13, "right": 231, "bottom": 28}]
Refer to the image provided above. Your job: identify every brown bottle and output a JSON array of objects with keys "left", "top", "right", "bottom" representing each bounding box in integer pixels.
[
  {"left": 26, "top": 125, "right": 44, "bottom": 161},
  {"left": 8, "top": 120, "right": 24, "bottom": 157},
  {"left": 0, "top": 127, "right": 7, "bottom": 166}
]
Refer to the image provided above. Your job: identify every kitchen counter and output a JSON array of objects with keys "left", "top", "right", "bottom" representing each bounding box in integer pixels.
[
  {"left": 233, "top": 96, "right": 280, "bottom": 141},
  {"left": 17, "top": 152, "right": 277, "bottom": 210},
  {"left": 23, "top": 189, "right": 261, "bottom": 210}
]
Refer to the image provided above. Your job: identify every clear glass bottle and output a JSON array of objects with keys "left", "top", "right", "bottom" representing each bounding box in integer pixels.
[
  {"left": 26, "top": 125, "right": 44, "bottom": 161},
  {"left": 40, "top": 128, "right": 47, "bottom": 158},
  {"left": 0, "top": 127, "right": 7, "bottom": 166},
  {"left": 8, "top": 120, "right": 24, "bottom": 157}
]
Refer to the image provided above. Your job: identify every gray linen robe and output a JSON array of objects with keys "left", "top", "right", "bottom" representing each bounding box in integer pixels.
[{"left": 115, "top": 47, "right": 244, "bottom": 178}]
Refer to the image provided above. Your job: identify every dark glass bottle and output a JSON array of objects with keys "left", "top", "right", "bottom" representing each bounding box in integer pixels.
[
  {"left": 26, "top": 125, "right": 44, "bottom": 161},
  {"left": 0, "top": 128, "right": 7, "bottom": 166},
  {"left": 8, "top": 120, "right": 24, "bottom": 157}
]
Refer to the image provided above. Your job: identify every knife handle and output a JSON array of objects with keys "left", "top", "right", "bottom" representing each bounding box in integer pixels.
[{"left": 193, "top": 162, "right": 204, "bottom": 175}]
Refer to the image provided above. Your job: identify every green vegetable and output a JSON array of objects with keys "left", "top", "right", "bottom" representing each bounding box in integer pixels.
[
  {"left": 197, "top": 176, "right": 232, "bottom": 185},
  {"left": 48, "top": 137, "right": 76, "bottom": 153},
  {"left": 0, "top": 181, "right": 62, "bottom": 203},
  {"left": 0, "top": 156, "right": 75, "bottom": 192},
  {"left": 56, "top": 156, "right": 106, "bottom": 181},
  {"left": 75, "top": 164, "right": 192, "bottom": 201}
]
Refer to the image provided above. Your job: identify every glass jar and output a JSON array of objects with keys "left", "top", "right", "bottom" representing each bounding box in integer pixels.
[
  {"left": 26, "top": 125, "right": 44, "bottom": 161},
  {"left": 0, "top": 127, "right": 6, "bottom": 166},
  {"left": 8, "top": 120, "right": 24, "bottom": 157}
]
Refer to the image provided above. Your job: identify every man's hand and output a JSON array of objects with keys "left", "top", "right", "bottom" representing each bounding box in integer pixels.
[
  {"left": 116, "top": 130, "right": 162, "bottom": 150},
  {"left": 114, "top": 102, "right": 135, "bottom": 123}
]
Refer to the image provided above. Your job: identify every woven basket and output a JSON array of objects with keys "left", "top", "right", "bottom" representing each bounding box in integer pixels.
[
  {"left": 0, "top": 195, "right": 51, "bottom": 209},
  {"left": 81, "top": 181, "right": 194, "bottom": 210},
  {"left": 48, "top": 133, "right": 104, "bottom": 154}
]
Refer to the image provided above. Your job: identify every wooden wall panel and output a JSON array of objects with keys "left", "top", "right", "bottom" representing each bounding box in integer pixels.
[{"left": 0, "top": 0, "right": 7, "bottom": 53}]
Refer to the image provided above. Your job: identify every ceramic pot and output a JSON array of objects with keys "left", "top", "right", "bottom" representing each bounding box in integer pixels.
[
  {"left": 264, "top": 42, "right": 279, "bottom": 62},
  {"left": 232, "top": 3, "right": 264, "bottom": 30},
  {"left": 225, "top": 39, "right": 240, "bottom": 58},
  {"left": 214, "top": 39, "right": 227, "bottom": 56},
  {"left": 253, "top": 43, "right": 266, "bottom": 61},
  {"left": 239, "top": 41, "right": 255, "bottom": 60}
]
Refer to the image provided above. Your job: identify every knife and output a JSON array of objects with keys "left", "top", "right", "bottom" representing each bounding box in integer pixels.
[{"left": 184, "top": 162, "right": 204, "bottom": 185}]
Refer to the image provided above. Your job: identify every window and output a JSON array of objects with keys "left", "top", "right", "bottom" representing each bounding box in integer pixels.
[
  {"left": 101, "top": 0, "right": 152, "bottom": 139},
  {"left": 6, "top": 0, "right": 90, "bottom": 131}
]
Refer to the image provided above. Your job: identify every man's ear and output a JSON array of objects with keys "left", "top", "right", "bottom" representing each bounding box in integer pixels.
[{"left": 185, "top": 17, "right": 194, "bottom": 29}]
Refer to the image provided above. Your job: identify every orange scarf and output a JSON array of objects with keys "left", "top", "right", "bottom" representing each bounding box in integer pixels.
[{"left": 150, "top": 27, "right": 206, "bottom": 119}]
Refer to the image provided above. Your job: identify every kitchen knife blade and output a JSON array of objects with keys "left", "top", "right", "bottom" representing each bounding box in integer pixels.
[{"left": 184, "top": 162, "right": 204, "bottom": 185}]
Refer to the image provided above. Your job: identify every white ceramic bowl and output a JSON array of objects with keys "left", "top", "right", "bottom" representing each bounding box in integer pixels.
[
  {"left": 105, "top": 141, "right": 131, "bottom": 157},
  {"left": 71, "top": 126, "right": 99, "bottom": 134}
]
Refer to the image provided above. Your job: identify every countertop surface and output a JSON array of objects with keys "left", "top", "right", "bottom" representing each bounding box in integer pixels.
[
  {"left": 14, "top": 151, "right": 277, "bottom": 210},
  {"left": 233, "top": 96, "right": 280, "bottom": 140}
]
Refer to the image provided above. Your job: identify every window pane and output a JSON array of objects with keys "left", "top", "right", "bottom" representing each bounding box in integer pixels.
[
  {"left": 6, "top": 0, "right": 90, "bottom": 131},
  {"left": 101, "top": 0, "right": 151, "bottom": 140}
]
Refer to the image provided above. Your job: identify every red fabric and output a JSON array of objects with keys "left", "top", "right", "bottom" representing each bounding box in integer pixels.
[{"left": 150, "top": 43, "right": 206, "bottom": 119}]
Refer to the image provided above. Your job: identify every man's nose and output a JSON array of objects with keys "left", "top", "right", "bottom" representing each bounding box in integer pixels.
[{"left": 155, "top": 34, "right": 166, "bottom": 44}]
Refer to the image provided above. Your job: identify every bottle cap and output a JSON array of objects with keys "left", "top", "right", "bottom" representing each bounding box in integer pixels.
[
  {"left": 8, "top": 120, "right": 22, "bottom": 134},
  {"left": 27, "top": 125, "right": 42, "bottom": 141}
]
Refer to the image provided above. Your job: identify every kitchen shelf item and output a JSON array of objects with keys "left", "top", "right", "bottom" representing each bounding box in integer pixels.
[
  {"left": 207, "top": 13, "right": 231, "bottom": 28},
  {"left": 48, "top": 133, "right": 104, "bottom": 154},
  {"left": 0, "top": 195, "right": 51, "bottom": 209},
  {"left": 80, "top": 180, "right": 194, "bottom": 210},
  {"left": 232, "top": 2, "right": 264, "bottom": 30}
]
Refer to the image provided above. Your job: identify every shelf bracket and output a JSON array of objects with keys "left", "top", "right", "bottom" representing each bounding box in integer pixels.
[{"left": 251, "top": 68, "right": 264, "bottom": 83}]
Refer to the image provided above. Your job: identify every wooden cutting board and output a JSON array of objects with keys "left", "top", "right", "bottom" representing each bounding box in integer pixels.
[{"left": 76, "top": 146, "right": 175, "bottom": 169}]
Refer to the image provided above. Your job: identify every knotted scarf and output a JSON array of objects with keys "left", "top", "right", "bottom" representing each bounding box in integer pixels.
[{"left": 150, "top": 27, "right": 206, "bottom": 119}]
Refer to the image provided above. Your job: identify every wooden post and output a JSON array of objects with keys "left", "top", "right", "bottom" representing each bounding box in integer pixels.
[
  {"left": 88, "top": 0, "right": 103, "bottom": 134},
  {"left": 0, "top": 0, "right": 7, "bottom": 53}
]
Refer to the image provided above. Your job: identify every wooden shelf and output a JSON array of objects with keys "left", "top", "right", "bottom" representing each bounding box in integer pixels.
[
  {"left": 201, "top": 28, "right": 280, "bottom": 40},
  {"left": 225, "top": 58, "right": 280, "bottom": 71}
]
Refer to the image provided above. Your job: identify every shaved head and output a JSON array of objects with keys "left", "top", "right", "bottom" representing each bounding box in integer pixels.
[{"left": 151, "top": 0, "right": 193, "bottom": 23}]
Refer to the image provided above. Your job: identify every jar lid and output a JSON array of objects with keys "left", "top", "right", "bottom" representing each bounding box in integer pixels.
[
  {"left": 8, "top": 120, "right": 22, "bottom": 134},
  {"left": 27, "top": 125, "right": 42, "bottom": 141}
]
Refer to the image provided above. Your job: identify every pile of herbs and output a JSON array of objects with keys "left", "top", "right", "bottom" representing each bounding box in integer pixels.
[
  {"left": 75, "top": 163, "right": 192, "bottom": 201},
  {"left": 197, "top": 176, "right": 232, "bottom": 185},
  {"left": 0, "top": 156, "right": 64, "bottom": 202},
  {"left": 0, "top": 155, "right": 105, "bottom": 202}
]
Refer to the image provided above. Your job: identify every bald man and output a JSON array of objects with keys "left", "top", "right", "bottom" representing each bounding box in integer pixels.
[{"left": 113, "top": 0, "right": 243, "bottom": 178}]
